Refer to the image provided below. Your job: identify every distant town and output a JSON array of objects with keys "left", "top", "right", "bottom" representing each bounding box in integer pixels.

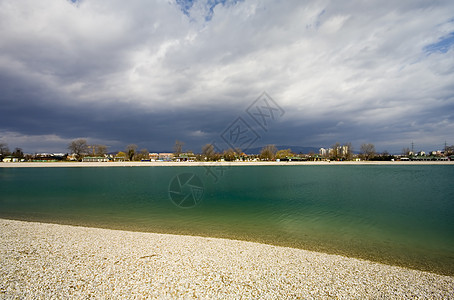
[{"left": 1, "top": 139, "right": 453, "bottom": 163}]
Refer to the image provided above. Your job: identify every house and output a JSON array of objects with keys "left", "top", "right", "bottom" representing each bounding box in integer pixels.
[
  {"left": 2, "top": 156, "right": 23, "bottom": 162},
  {"left": 174, "top": 153, "right": 196, "bottom": 162},
  {"left": 82, "top": 156, "right": 109, "bottom": 162},
  {"left": 149, "top": 153, "right": 159, "bottom": 161},
  {"left": 34, "top": 153, "right": 66, "bottom": 162},
  {"left": 158, "top": 153, "right": 174, "bottom": 161}
]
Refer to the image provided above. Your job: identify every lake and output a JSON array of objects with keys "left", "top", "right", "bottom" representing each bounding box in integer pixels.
[{"left": 0, "top": 165, "right": 453, "bottom": 275}]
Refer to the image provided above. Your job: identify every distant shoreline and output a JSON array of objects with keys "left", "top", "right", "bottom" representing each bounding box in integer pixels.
[{"left": 1, "top": 161, "right": 453, "bottom": 167}]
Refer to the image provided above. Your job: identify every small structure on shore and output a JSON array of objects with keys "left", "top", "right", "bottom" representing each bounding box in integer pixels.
[{"left": 82, "top": 156, "right": 109, "bottom": 162}]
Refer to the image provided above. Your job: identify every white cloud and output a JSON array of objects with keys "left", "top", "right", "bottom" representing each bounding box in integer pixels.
[
  {"left": 188, "top": 130, "right": 207, "bottom": 137},
  {"left": 0, "top": 0, "right": 453, "bottom": 152}
]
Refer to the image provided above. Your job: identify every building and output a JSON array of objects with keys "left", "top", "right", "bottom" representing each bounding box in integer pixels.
[
  {"left": 33, "top": 153, "right": 66, "bottom": 162},
  {"left": 2, "top": 157, "right": 23, "bottom": 162},
  {"left": 82, "top": 156, "right": 109, "bottom": 162},
  {"left": 341, "top": 145, "right": 350, "bottom": 157},
  {"left": 158, "top": 153, "right": 174, "bottom": 161},
  {"left": 149, "top": 153, "right": 159, "bottom": 161},
  {"left": 174, "top": 153, "right": 196, "bottom": 162}
]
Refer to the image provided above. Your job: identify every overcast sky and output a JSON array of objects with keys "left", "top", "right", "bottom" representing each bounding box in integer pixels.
[{"left": 1, "top": 0, "right": 453, "bottom": 154}]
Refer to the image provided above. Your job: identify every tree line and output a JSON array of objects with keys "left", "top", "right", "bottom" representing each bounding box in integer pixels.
[
  {"left": 192, "top": 142, "right": 377, "bottom": 161},
  {"left": 0, "top": 142, "right": 24, "bottom": 160},
  {"left": 2, "top": 139, "right": 453, "bottom": 162},
  {"left": 67, "top": 139, "right": 149, "bottom": 161}
]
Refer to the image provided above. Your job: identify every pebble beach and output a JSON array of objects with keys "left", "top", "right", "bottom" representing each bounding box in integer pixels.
[{"left": 1, "top": 219, "right": 453, "bottom": 299}]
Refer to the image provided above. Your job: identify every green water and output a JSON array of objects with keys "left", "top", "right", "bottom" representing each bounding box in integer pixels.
[{"left": 0, "top": 165, "right": 453, "bottom": 275}]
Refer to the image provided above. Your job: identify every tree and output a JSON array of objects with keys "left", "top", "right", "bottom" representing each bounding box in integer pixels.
[
  {"left": 276, "top": 149, "right": 293, "bottom": 159},
  {"left": 375, "top": 150, "right": 394, "bottom": 161},
  {"left": 94, "top": 145, "right": 108, "bottom": 157},
  {"left": 331, "top": 142, "right": 341, "bottom": 160},
  {"left": 115, "top": 151, "right": 127, "bottom": 161},
  {"left": 343, "top": 142, "right": 353, "bottom": 160},
  {"left": 259, "top": 144, "right": 278, "bottom": 161},
  {"left": 126, "top": 144, "right": 138, "bottom": 161},
  {"left": 173, "top": 140, "right": 184, "bottom": 156},
  {"left": 202, "top": 144, "right": 216, "bottom": 161},
  {"left": 234, "top": 148, "right": 243, "bottom": 160},
  {"left": 68, "top": 139, "right": 89, "bottom": 161},
  {"left": 446, "top": 145, "right": 454, "bottom": 156},
  {"left": 136, "top": 148, "right": 149, "bottom": 161},
  {"left": 0, "top": 142, "right": 10, "bottom": 159},
  {"left": 116, "top": 151, "right": 127, "bottom": 158},
  {"left": 402, "top": 147, "right": 411, "bottom": 156},
  {"left": 360, "top": 143, "right": 376, "bottom": 160},
  {"left": 223, "top": 148, "right": 236, "bottom": 161},
  {"left": 12, "top": 147, "right": 24, "bottom": 159}
]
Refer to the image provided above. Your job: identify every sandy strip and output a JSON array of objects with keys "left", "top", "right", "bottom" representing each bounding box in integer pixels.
[
  {"left": 1, "top": 161, "right": 454, "bottom": 167},
  {"left": 1, "top": 219, "right": 453, "bottom": 299}
]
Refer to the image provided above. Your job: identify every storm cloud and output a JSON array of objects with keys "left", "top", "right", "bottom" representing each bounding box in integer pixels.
[{"left": 0, "top": 0, "right": 453, "bottom": 153}]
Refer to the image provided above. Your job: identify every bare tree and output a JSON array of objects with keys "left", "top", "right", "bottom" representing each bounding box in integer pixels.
[
  {"left": 68, "top": 139, "right": 89, "bottom": 161},
  {"left": 360, "top": 143, "right": 376, "bottom": 160},
  {"left": 136, "top": 148, "right": 149, "bottom": 161},
  {"left": 259, "top": 144, "right": 278, "bottom": 161},
  {"left": 173, "top": 140, "right": 184, "bottom": 156},
  {"left": 402, "top": 147, "right": 411, "bottom": 156},
  {"left": 234, "top": 148, "right": 244, "bottom": 160},
  {"left": 126, "top": 144, "right": 138, "bottom": 161},
  {"left": 0, "top": 142, "right": 10, "bottom": 159},
  {"left": 331, "top": 142, "right": 341, "bottom": 160},
  {"left": 12, "top": 147, "right": 24, "bottom": 159},
  {"left": 446, "top": 145, "right": 454, "bottom": 156},
  {"left": 94, "top": 145, "right": 108, "bottom": 157},
  {"left": 202, "top": 144, "right": 216, "bottom": 161},
  {"left": 343, "top": 142, "right": 353, "bottom": 160},
  {"left": 223, "top": 148, "right": 236, "bottom": 161}
]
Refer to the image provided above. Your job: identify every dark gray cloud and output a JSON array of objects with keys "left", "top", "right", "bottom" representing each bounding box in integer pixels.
[{"left": 0, "top": 0, "right": 453, "bottom": 154}]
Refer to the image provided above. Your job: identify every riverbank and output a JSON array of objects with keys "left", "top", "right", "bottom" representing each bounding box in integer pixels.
[
  {"left": 1, "top": 219, "right": 452, "bottom": 298},
  {"left": 1, "top": 160, "right": 453, "bottom": 167}
]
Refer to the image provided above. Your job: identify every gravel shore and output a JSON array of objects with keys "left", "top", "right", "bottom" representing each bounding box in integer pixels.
[{"left": 1, "top": 219, "right": 453, "bottom": 299}]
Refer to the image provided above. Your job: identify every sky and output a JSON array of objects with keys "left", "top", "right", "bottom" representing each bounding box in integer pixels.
[{"left": 0, "top": 0, "right": 453, "bottom": 154}]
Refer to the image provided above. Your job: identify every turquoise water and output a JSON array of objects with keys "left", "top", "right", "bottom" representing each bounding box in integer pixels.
[{"left": 0, "top": 165, "right": 453, "bottom": 275}]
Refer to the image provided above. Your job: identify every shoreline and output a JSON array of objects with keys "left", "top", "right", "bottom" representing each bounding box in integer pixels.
[
  {"left": 1, "top": 218, "right": 453, "bottom": 298},
  {"left": 1, "top": 160, "right": 454, "bottom": 167}
]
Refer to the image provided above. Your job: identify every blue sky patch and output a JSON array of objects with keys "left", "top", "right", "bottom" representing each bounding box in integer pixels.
[
  {"left": 176, "top": 0, "right": 195, "bottom": 16},
  {"left": 424, "top": 31, "right": 454, "bottom": 54},
  {"left": 176, "top": 0, "right": 241, "bottom": 21}
]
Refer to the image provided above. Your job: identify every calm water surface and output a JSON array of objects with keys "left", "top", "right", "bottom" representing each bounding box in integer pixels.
[{"left": 0, "top": 165, "right": 453, "bottom": 275}]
